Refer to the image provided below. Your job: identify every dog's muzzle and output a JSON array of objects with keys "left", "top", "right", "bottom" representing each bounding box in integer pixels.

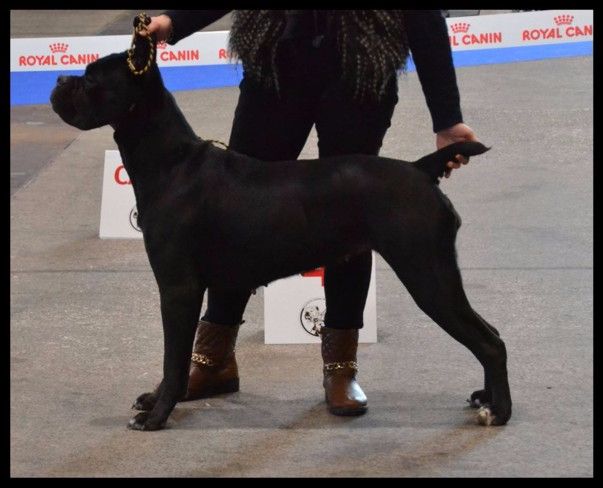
[
  {"left": 50, "top": 77, "right": 77, "bottom": 122},
  {"left": 50, "top": 76, "right": 100, "bottom": 131}
]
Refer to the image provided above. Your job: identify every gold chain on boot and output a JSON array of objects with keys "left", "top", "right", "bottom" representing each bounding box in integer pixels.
[
  {"left": 191, "top": 348, "right": 236, "bottom": 367},
  {"left": 191, "top": 353, "right": 216, "bottom": 367},
  {"left": 323, "top": 361, "right": 358, "bottom": 372}
]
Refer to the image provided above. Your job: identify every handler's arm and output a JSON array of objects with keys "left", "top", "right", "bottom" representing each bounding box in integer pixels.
[
  {"left": 404, "top": 10, "right": 463, "bottom": 133},
  {"left": 162, "top": 10, "right": 231, "bottom": 44}
]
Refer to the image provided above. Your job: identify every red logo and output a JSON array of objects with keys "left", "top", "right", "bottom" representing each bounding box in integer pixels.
[
  {"left": 449, "top": 22, "right": 502, "bottom": 47},
  {"left": 554, "top": 15, "right": 574, "bottom": 26},
  {"left": 450, "top": 22, "right": 470, "bottom": 34},
  {"left": 522, "top": 13, "right": 592, "bottom": 41},
  {"left": 18, "top": 42, "right": 99, "bottom": 67},
  {"left": 301, "top": 268, "right": 325, "bottom": 286},
  {"left": 114, "top": 165, "right": 131, "bottom": 185},
  {"left": 49, "top": 42, "right": 69, "bottom": 53},
  {"left": 156, "top": 42, "right": 200, "bottom": 63}
]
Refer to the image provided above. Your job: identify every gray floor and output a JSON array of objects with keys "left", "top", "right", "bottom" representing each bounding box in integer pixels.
[{"left": 11, "top": 11, "right": 592, "bottom": 477}]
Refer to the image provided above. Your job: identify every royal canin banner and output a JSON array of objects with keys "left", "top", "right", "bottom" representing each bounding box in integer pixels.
[
  {"left": 11, "top": 31, "right": 231, "bottom": 71},
  {"left": 10, "top": 10, "right": 592, "bottom": 73},
  {"left": 446, "top": 10, "right": 592, "bottom": 51},
  {"left": 10, "top": 11, "right": 592, "bottom": 105}
]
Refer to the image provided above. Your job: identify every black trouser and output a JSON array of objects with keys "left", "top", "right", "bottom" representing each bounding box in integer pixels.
[{"left": 202, "top": 36, "right": 399, "bottom": 329}]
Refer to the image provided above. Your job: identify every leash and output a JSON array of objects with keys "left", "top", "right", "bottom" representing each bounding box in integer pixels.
[{"left": 127, "top": 12, "right": 155, "bottom": 75}]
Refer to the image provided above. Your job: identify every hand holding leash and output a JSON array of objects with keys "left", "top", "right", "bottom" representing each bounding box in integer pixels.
[{"left": 142, "top": 14, "right": 174, "bottom": 43}]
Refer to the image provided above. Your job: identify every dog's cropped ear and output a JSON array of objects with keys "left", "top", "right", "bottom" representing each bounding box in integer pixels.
[{"left": 128, "top": 14, "right": 157, "bottom": 75}]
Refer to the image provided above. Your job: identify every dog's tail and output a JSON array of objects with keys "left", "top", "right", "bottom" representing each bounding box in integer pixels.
[{"left": 414, "top": 141, "right": 490, "bottom": 182}]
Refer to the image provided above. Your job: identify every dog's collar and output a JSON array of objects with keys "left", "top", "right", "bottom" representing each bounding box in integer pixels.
[{"left": 206, "top": 139, "right": 228, "bottom": 150}]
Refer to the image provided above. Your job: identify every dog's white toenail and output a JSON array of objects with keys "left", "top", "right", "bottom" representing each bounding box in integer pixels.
[{"left": 477, "top": 407, "right": 494, "bottom": 426}]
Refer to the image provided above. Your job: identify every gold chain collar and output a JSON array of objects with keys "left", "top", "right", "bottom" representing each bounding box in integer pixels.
[
  {"left": 127, "top": 12, "right": 155, "bottom": 76},
  {"left": 207, "top": 140, "right": 229, "bottom": 150}
]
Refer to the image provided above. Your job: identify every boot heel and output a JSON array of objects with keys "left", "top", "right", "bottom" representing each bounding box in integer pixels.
[
  {"left": 206, "top": 377, "right": 240, "bottom": 397},
  {"left": 328, "top": 404, "right": 368, "bottom": 416},
  {"left": 216, "top": 377, "right": 239, "bottom": 394},
  {"left": 184, "top": 377, "right": 239, "bottom": 401}
]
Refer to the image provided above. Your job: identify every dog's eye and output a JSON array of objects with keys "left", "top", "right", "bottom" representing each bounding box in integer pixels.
[
  {"left": 83, "top": 75, "right": 98, "bottom": 88},
  {"left": 82, "top": 76, "right": 104, "bottom": 102},
  {"left": 83, "top": 77, "right": 103, "bottom": 100}
]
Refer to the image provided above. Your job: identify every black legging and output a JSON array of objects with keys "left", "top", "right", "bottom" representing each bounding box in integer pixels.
[{"left": 202, "top": 36, "right": 399, "bottom": 329}]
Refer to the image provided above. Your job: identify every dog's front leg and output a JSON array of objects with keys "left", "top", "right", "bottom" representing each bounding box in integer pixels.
[{"left": 129, "top": 284, "right": 204, "bottom": 431}]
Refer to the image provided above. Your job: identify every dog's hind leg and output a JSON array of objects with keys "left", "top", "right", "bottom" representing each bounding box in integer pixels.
[
  {"left": 128, "top": 284, "right": 204, "bottom": 431},
  {"left": 380, "top": 241, "right": 512, "bottom": 426},
  {"left": 467, "top": 311, "right": 501, "bottom": 409}
]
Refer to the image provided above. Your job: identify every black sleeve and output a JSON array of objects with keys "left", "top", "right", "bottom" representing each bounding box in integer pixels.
[
  {"left": 404, "top": 10, "right": 463, "bottom": 133},
  {"left": 163, "top": 10, "right": 231, "bottom": 44}
]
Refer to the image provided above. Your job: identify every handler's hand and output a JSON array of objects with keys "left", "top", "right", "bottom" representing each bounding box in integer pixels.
[
  {"left": 142, "top": 14, "right": 173, "bottom": 42},
  {"left": 436, "top": 123, "right": 479, "bottom": 178}
]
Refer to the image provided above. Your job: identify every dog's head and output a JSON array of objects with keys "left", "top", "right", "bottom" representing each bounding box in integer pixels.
[{"left": 50, "top": 21, "right": 159, "bottom": 130}]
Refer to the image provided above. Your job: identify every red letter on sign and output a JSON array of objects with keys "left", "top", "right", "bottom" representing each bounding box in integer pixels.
[{"left": 114, "top": 165, "right": 131, "bottom": 185}]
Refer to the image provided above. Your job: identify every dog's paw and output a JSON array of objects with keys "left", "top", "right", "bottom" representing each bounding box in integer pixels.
[
  {"left": 127, "top": 411, "right": 167, "bottom": 431},
  {"left": 476, "top": 405, "right": 511, "bottom": 426},
  {"left": 467, "top": 389, "right": 492, "bottom": 409},
  {"left": 132, "top": 391, "right": 157, "bottom": 411},
  {"left": 477, "top": 406, "right": 494, "bottom": 426}
]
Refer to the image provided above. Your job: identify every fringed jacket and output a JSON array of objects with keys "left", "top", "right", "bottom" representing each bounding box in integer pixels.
[{"left": 164, "top": 10, "right": 462, "bottom": 133}]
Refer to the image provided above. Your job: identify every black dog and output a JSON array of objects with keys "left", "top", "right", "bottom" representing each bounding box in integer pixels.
[{"left": 50, "top": 31, "right": 511, "bottom": 431}]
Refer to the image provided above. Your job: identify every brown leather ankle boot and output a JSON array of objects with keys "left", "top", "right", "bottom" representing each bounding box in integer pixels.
[
  {"left": 320, "top": 327, "right": 368, "bottom": 416},
  {"left": 183, "top": 320, "right": 240, "bottom": 401}
]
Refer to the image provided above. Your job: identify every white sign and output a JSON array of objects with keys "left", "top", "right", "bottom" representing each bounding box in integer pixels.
[
  {"left": 99, "top": 150, "right": 142, "bottom": 239},
  {"left": 264, "top": 259, "right": 378, "bottom": 344}
]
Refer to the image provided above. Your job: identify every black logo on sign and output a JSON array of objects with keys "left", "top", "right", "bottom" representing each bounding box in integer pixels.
[
  {"left": 129, "top": 205, "right": 142, "bottom": 232},
  {"left": 300, "top": 298, "right": 325, "bottom": 336}
]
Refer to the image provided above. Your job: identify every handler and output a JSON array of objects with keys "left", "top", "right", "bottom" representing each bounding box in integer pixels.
[{"left": 145, "top": 10, "right": 479, "bottom": 416}]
